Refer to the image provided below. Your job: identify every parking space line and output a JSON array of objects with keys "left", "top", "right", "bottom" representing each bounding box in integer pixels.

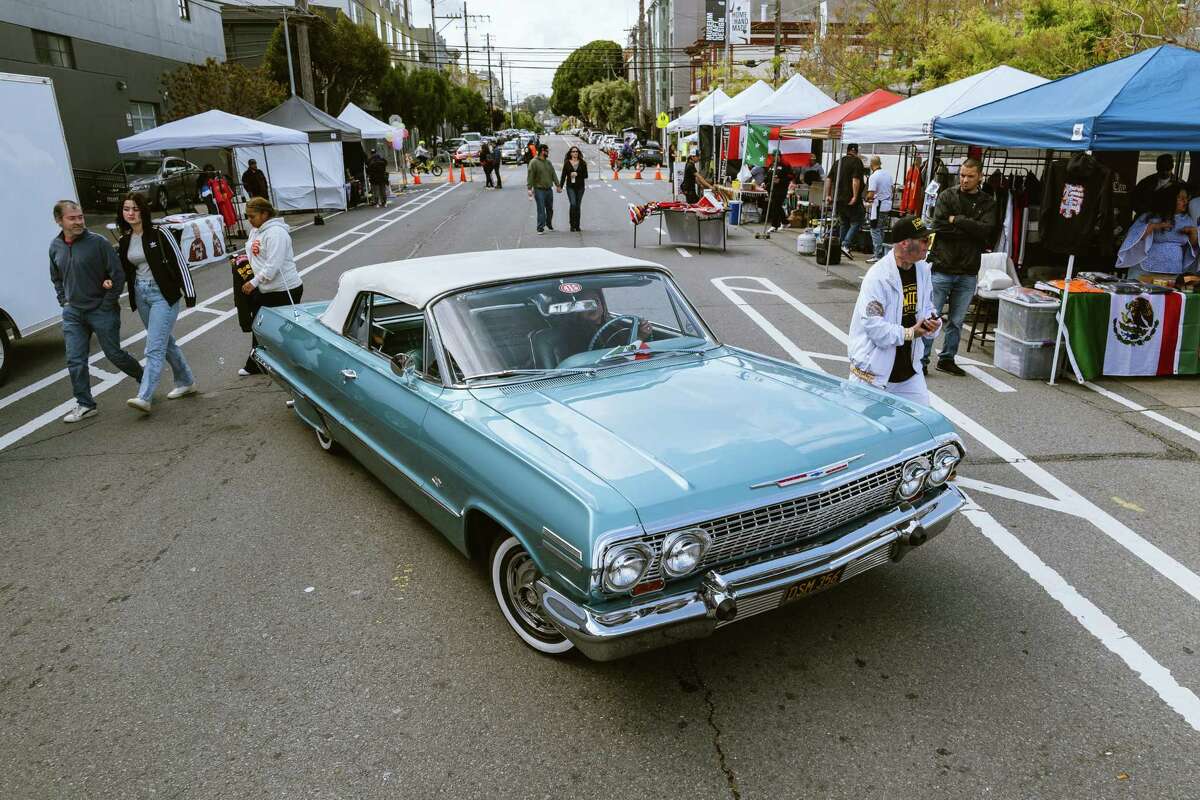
[
  {"left": 712, "top": 275, "right": 1200, "bottom": 606},
  {"left": 962, "top": 364, "right": 1016, "bottom": 393},
  {"left": 961, "top": 497, "right": 1200, "bottom": 732},
  {"left": 675, "top": 248, "right": 692, "bottom": 259},
  {"left": 191, "top": 306, "right": 227, "bottom": 317},
  {"left": 0, "top": 183, "right": 460, "bottom": 453},
  {"left": 954, "top": 477, "right": 1074, "bottom": 515},
  {"left": 1081, "top": 379, "right": 1200, "bottom": 446},
  {"left": 88, "top": 368, "right": 119, "bottom": 382}
]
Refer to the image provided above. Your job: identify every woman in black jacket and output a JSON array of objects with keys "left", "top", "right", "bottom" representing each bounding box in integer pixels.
[
  {"left": 115, "top": 192, "right": 198, "bottom": 413},
  {"left": 560, "top": 146, "right": 589, "bottom": 232}
]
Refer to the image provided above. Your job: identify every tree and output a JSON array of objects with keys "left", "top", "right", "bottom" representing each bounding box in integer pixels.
[
  {"left": 161, "top": 59, "right": 286, "bottom": 121},
  {"left": 265, "top": 14, "right": 390, "bottom": 113},
  {"left": 550, "top": 40, "right": 624, "bottom": 118},
  {"left": 523, "top": 93, "right": 550, "bottom": 114},
  {"left": 382, "top": 68, "right": 450, "bottom": 142},
  {"left": 447, "top": 85, "right": 489, "bottom": 133},
  {"left": 578, "top": 79, "right": 637, "bottom": 131}
]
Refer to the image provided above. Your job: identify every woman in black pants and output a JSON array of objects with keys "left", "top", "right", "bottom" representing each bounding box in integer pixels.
[
  {"left": 238, "top": 197, "right": 303, "bottom": 375},
  {"left": 560, "top": 146, "right": 588, "bottom": 232}
]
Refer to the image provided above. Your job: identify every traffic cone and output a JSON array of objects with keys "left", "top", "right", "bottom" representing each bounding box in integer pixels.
[
  {"left": 634, "top": 166, "right": 643, "bottom": 180},
  {"left": 653, "top": 166, "right": 663, "bottom": 181},
  {"left": 459, "top": 164, "right": 468, "bottom": 183},
  {"left": 612, "top": 167, "right": 619, "bottom": 180},
  {"left": 412, "top": 170, "right": 421, "bottom": 186},
  {"left": 448, "top": 163, "right": 456, "bottom": 184}
]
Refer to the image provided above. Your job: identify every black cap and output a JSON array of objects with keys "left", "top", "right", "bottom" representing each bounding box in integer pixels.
[{"left": 890, "top": 215, "right": 930, "bottom": 242}]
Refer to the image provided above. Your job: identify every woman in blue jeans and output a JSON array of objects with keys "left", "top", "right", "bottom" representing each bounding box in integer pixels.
[
  {"left": 116, "top": 193, "right": 198, "bottom": 413},
  {"left": 560, "top": 146, "right": 588, "bottom": 231}
]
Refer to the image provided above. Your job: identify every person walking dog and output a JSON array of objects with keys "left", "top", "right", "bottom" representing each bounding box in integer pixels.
[
  {"left": 847, "top": 216, "right": 941, "bottom": 406},
  {"left": 49, "top": 200, "right": 144, "bottom": 423},
  {"left": 239, "top": 197, "right": 303, "bottom": 375},
  {"left": 115, "top": 193, "right": 197, "bottom": 413}
]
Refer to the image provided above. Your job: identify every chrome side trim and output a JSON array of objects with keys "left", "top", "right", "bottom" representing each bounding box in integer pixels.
[
  {"left": 542, "top": 527, "right": 582, "bottom": 565},
  {"left": 750, "top": 453, "right": 865, "bottom": 489}
]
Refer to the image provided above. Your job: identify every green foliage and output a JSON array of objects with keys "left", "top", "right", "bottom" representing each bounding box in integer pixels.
[
  {"left": 550, "top": 40, "right": 624, "bottom": 118},
  {"left": 448, "top": 85, "right": 489, "bottom": 133},
  {"left": 379, "top": 68, "right": 450, "bottom": 142},
  {"left": 523, "top": 93, "right": 550, "bottom": 114},
  {"left": 161, "top": 59, "right": 286, "bottom": 121},
  {"left": 265, "top": 14, "right": 390, "bottom": 113},
  {"left": 510, "top": 110, "right": 540, "bottom": 131},
  {"left": 578, "top": 80, "right": 637, "bottom": 131}
]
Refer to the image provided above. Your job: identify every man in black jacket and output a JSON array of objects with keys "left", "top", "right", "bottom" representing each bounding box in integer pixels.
[
  {"left": 240, "top": 159, "right": 269, "bottom": 200},
  {"left": 923, "top": 158, "right": 996, "bottom": 376},
  {"left": 367, "top": 149, "right": 389, "bottom": 208}
]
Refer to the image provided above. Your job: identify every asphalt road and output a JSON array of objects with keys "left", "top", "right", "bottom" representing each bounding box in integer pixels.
[{"left": 2, "top": 135, "right": 1199, "bottom": 799}]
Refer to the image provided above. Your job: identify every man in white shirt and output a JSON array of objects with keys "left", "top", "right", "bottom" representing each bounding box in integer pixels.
[{"left": 865, "top": 156, "right": 894, "bottom": 263}]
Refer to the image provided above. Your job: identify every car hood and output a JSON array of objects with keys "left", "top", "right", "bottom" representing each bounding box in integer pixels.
[{"left": 474, "top": 353, "right": 938, "bottom": 529}]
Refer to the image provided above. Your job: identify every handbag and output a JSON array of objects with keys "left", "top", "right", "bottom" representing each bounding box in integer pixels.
[{"left": 231, "top": 253, "right": 260, "bottom": 332}]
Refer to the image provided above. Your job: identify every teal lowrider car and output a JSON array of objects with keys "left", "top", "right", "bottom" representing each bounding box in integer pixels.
[{"left": 251, "top": 247, "right": 965, "bottom": 660}]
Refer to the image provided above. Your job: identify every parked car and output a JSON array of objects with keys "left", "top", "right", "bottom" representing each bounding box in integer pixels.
[
  {"left": 251, "top": 247, "right": 966, "bottom": 661},
  {"left": 455, "top": 141, "right": 482, "bottom": 165},
  {"left": 635, "top": 142, "right": 664, "bottom": 166},
  {"left": 500, "top": 141, "right": 521, "bottom": 164},
  {"left": 110, "top": 155, "right": 201, "bottom": 210}
]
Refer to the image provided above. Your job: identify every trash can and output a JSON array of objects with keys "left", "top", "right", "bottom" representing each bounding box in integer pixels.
[{"left": 728, "top": 200, "right": 742, "bottom": 226}]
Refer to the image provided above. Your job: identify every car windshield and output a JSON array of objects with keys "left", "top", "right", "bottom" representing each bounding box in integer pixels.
[
  {"left": 113, "top": 158, "right": 162, "bottom": 175},
  {"left": 431, "top": 271, "right": 717, "bottom": 383}
]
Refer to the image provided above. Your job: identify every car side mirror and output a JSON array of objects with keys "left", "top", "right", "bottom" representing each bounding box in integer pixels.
[{"left": 390, "top": 352, "right": 415, "bottom": 378}]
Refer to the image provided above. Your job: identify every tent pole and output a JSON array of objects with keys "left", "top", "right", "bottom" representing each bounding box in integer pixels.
[
  {"left": 306, "top": 141, "right": 324, "bottom": 225},
  {"left": 825, "top": 137, "right": 843, "bottom": 274},
  {"left": 1048, "top": 253, "right": 1080, "bottom": 385},
  {"left": 924, "top": 131, "right": 936, "bottom": 217}
]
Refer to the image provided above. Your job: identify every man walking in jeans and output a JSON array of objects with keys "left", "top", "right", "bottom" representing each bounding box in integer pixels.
[
  {"left": 923, "top": 158, "right": 996, "bottom": 376},
  {"left": 825, "top": 143, "right": 865, "bottom": 260},
  {"left": 49, "top": 200, "right": 144, "bottom": 422},
  {"left": 526, "top": 144, "right": 561, "bottom": 234}
]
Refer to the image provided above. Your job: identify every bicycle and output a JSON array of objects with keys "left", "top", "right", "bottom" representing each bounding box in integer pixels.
[{"left": 411, "top": 157, "right": 443, "bottom": 177}]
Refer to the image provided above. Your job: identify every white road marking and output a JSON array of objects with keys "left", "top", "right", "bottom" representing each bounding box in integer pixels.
[
  {"left": 191, "top": 306, "right": 227, "bottom": 317},
  {"left": 313, "top": 247, "right": 339, "bottom": 255},
  {"left": 88, "top": 368, "right": 119, "bottom": 382},
  {"left": 961, "top": 497, "right": 1200, "bottom": 733},
  {"left": 1081, "top": 379, "right": 1200, "bottom": 446},
  {"left": 0, "top": 184, "right": 460, "bottom": 453},
  {"left": 675, "top": 248, "right": 693, "bottom": 259},
  {"left": 712, "top": 275, "right": 1200, "bottom": 606},
  {"left": 962, "top": 364, "right": 1016, "bottom": 393},
  {"left": 954, "top": 477, "right": 1075, "bottom": 515},
  {"left": 619, "top": 195, "right": 627, "bottom": 200}
]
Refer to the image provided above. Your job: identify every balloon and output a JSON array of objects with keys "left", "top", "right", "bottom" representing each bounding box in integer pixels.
[{"left": 384, "top": 131, "right": 394, "bottom": 143}]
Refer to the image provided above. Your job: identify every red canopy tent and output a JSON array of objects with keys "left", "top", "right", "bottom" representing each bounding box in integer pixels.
[{"left": 781, "top": 89, "right": 904, "bottom": 139}]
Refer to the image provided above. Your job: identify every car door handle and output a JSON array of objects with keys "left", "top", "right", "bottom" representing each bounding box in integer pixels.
[{"left": 341, "top": 369, "right": 357, "bottom": 380}]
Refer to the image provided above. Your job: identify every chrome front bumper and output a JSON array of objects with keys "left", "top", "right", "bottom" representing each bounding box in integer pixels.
[{"left": 535, "top": 484, "right": 966, "bottom": 661}]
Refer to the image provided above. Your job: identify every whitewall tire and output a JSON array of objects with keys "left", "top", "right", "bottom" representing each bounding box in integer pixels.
[{"left": 490, "top": 534, "right": 574, "bottom": 655}]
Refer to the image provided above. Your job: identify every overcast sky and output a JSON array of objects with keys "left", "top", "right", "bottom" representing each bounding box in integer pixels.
[{"left": 415, "top": 0, "right": 636, "bottom": 104}]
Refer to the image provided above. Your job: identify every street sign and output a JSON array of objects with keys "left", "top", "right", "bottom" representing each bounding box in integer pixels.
[{"left": 656, "top": 112, "right": 670, "bottom": 129}]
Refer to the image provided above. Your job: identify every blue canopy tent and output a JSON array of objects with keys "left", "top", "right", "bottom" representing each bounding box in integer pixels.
[
  {"left": 932, "top": 45, "right": 1200, "bottom": 385},
  {"left": 933, "top": 45, "right": 1200, "bottom": 150}
]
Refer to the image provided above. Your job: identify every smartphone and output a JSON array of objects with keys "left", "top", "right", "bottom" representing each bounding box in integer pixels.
[{"left": 928, "top": 310, "right": 941, "bottom": 321}]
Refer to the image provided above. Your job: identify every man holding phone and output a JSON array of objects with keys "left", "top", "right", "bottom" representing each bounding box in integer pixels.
[{"left": 847, "top": 216, "right": 940, "bottom": 406}]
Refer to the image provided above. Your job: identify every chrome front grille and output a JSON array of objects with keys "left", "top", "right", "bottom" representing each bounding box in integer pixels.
[{"left": 637, "top": 456, "right": 920, "bottom": 583}]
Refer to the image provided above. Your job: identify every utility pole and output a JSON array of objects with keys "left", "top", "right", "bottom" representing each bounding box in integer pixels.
[
  {"left": 295, "top": 0, "right": 315, "bottom": 104},
  {"left": 631, "top": 23, "right": 642, "bottom": 126},
  {"left": 430, "top": 0, "right": 439, "bottom": 72},
  {"left": 647, "top": 3, "right": 655, "bottom": 121},
  {"left": 773, "top": 0, "right": 782, "bottom": 85},
  {"left": 280, "top": 8, "right": 296, "bottom": 96},
  {"left": 638, "top": 0, "right": 646, "bottom": 124},
  {"left": 461, "top": 3, "right": 489, "bottom": 82},
  {"left": 485, "top": 33, "right": 494, "bottom": 130}
]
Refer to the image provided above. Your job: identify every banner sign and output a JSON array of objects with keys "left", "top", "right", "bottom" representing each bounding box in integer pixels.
[
  {"left": 705, "top": 0, "right": 726, "bottom": 42},
  {"left": 730, "top": 0, "right": 750, "bottom": 44}
]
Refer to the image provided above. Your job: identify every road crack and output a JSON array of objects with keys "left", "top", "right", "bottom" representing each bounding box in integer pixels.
[{"left": 688, "top": 644, "right": 741, "bottom": 800}]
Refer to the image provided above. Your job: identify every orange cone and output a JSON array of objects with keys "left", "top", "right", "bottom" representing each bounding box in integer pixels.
[
  {"left": 459, "top": 164, "right": 468, "bottom": 183},
  {"left": 653, "top": 166, "right": 663, "bottom": 181},
  {"left": 612, "top": 168, "right": 619, "bottom": 180},
  {"left": 412, "top": 170, "right": 421, "bottom": 186},
  {"left": 448, "top": 163, "right": 456, "bottom": 184},
  {"left": 634, "top": 166, "right": 643, "bottom": 180}
]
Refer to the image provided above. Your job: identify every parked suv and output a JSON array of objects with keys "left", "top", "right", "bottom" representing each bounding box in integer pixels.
[{"left": 111, "top": 156, "right": 201, "bottom": 210}]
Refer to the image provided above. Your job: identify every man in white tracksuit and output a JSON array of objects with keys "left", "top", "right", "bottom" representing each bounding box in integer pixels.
[{"left": 847, "top": 215, "right": 941, "bottom": 406}]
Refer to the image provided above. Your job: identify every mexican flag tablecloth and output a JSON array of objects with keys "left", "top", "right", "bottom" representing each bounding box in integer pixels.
[{"left": 1063, "top": 290, "right": 1200, "bottom": 379}]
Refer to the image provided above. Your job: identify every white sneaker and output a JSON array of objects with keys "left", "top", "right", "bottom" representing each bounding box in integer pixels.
[
  {"left": 167, "top": 384, "right": 197, "bottom": 399},
  {"left": 237, "top": 368, "right": 253, "bottom": 377},
  {"left": 865, "top": 257, "right": 879, "bottom": 264},
  {"left": 127, "top": 397, "right": 152, "bottom": 414},
  {"left": 62, "top": 405, "right": 97, "bottom": 423}
]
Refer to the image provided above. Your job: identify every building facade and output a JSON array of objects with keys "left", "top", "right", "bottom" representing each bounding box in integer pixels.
[{"left": 0, "top": 0, "right": 225, "bottom": 170}]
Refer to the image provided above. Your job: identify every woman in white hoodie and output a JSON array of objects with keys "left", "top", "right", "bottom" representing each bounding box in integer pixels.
[{"left": 239, "top": 197, "right": 303, "bottom": 375}]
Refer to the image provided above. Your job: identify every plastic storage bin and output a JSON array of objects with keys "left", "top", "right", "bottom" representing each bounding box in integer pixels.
[
  {"left": 993, "top": 330, "right": 1056, "bottom": 379},
  {"left": 998, "top": 287, "right": 1060, "bottom": 342}
]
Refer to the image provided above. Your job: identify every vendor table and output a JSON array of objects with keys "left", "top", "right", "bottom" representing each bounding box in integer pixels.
[
  {"left": 1059, "top": 289, "right": 1200, "bottom": 379},
  {"left": 633, "top": 208, "right": 727, "bottom": 252},
  {"left": 156, "top": 213, "right": 228, "bottom": 268}
]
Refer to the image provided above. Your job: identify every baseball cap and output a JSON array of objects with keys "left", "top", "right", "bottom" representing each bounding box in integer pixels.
[{"left": 890, "top": 215, "right": 930, "bottom": 242}]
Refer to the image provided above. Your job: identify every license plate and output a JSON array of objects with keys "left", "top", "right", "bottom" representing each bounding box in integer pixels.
[{"left": 781, "top": 566, "right": 846, "bottom": 605}]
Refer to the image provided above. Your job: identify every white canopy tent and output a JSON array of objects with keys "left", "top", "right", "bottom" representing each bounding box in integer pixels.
[
  {"left": 742, "top": 74, "right": 837, "bottom": 127},
  {"left": 336, "top": 102, "right": 394, "bottom": 139},
  {"left": 840, "top": 65, "right": 1048, "bottom": 144},
  {"left": 116, "top": 109, "right": 307, "bottom": 152},
  {"left": 665, "top": 89, "right": 732, "bottom": 132},
  {"left": 712, "top": 80, "right": 775, "bottom": 127}
]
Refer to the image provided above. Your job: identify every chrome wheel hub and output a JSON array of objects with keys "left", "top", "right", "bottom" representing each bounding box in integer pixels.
[{"left": 506, "top": 551, "right": 556, "bottom": 635}]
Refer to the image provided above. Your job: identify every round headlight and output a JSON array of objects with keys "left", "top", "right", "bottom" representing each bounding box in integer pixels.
[
  {"left": 927, "top": 445, "right": 960, "bottom": 486},
  {"left": 661, "top": 529, "right": 712, "bottom": 578},
  {"left": 897, "top": 457, "right": 930, "bottom": 500},
  {"left": 603, "top": 544, "right": 652, "bottom": 592}
]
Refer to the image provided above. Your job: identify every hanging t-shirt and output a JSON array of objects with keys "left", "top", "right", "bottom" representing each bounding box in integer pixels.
[{"left": 889, "top": 266, "right": 919, "bottom": 384}]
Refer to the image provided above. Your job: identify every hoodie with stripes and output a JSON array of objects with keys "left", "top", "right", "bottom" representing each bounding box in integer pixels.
[{"left": 117, "top": 225, "right": 197, "bottom": 311}]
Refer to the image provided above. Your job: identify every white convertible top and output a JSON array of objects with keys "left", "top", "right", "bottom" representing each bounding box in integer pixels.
[{"left": 318, "top": 247, "right": 666, "bottom": 330}]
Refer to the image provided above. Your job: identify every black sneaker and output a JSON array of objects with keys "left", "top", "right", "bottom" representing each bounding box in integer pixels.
[
  {"left": 922, "top": 363, "right": 929, "bottom": 376},
  {"left": 546, "top": 223, "right": 554, "bottom": 231},
  {"left": 840, "top": 245, "right": 854, "bottom": 261},
  {"left": 936, "top": 360, "right": 966, "bottom": 376}
]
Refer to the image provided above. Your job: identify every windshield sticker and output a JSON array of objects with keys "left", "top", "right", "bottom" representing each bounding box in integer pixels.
[{"left": 559, "top": 282, "right": 582, "bottom": 294}]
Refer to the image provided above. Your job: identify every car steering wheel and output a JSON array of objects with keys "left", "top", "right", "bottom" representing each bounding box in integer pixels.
[{"left": 588, "top": 315, "right": 642, "bottom": 352}]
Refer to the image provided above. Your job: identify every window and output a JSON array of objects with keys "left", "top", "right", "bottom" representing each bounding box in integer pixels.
[
  {"left": 129, "top": 102, "right": 158, "bottom": 134},
  {"left": 32, "top": 31, "right": 75, "bottom": 69},
  {"left": 178, "top": 0, "right": 191, "bottom": 21}
]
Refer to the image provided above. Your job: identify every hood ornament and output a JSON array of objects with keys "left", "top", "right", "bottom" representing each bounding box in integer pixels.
[{"left": 751, "top": 454, "right": 865, "bottom": 489}]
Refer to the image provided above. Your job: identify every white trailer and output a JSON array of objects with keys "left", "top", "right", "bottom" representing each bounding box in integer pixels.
[{"left": 0, "top": 72, "right": 77, "bottom": 384}]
